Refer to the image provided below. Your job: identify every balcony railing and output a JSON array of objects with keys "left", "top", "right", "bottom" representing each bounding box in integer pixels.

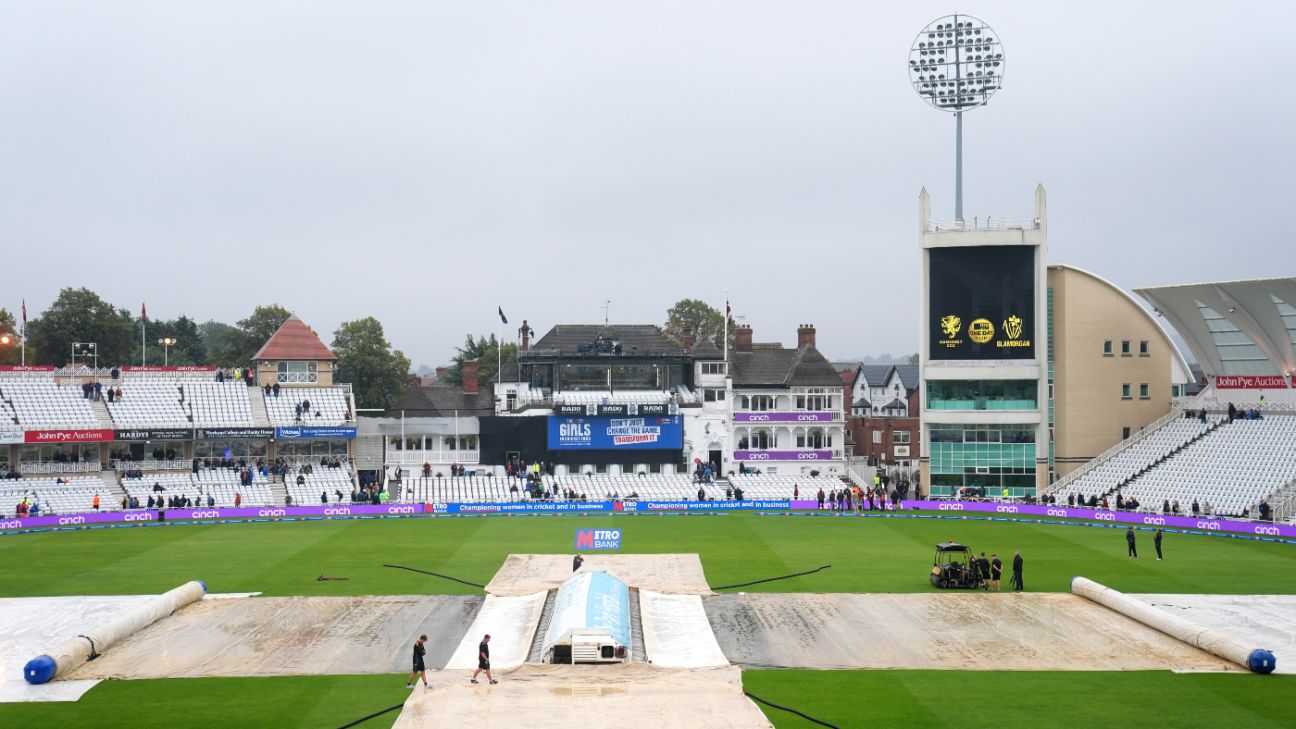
[
  {"left": 18, "top": 461, "right": 103, "bottom": 474},
  {"left": 926, "top": 217, "right": 1040, "bottom": 233},
  {"left": 390, "top": 450, "right": 480, "bottom": 465}
]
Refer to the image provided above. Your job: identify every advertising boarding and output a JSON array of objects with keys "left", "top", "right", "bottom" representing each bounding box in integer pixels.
[{"left": 547, "top": 415, "right": 682, "bottom": 451}]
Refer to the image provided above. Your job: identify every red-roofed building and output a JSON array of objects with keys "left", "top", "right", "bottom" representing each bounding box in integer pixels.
[{"left": 254, "top": 315, "right": 338, "bottom": 387}]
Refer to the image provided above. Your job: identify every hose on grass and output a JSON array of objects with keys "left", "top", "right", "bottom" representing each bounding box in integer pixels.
[
  {"left": 712, "top": 564, "right": 831, "bottom": 591},
  {"left": 382, "top": 563, "right": 486, "bottom": 589},
  {"left": 333, "top": 702, "right": 405, "bottom": 729},
  {"left": 744, "top": 691, "right": 841, "bottom": 728}
]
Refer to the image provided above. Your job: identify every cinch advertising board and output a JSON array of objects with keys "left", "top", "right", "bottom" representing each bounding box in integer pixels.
[
  {"left": 929, "top": 245, "right": 1035, "bottom": 360},
  {"left": 547, "top": 415, "right": 683, "bottom": 451}
]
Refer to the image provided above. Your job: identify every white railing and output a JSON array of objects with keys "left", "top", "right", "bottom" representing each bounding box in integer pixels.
[
  {"left": 926, "top": 217, "right": 1041, "bottom": 233},
  {"left": 390, "top": 450, "right": 480, "bottom": 466},
  {"left": 18, "top": 461, "right": 103, "bottom": 474},
  {"left": 1270, "top": 479, "right": 1296, "bottom": 524},
  {"left": 111, "top": 459, "right": 189, "bottom": 472},
  {"left": 1047, "top": 407, "right": 1184, "bottom": 493}
]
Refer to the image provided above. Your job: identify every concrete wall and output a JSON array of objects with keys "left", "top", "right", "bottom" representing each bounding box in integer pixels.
[{"left": 1050, "top": 266, "right": 1175, "bottom": 478}]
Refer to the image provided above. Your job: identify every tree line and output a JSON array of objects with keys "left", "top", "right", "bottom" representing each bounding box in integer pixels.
[{"left": 0, "top": 288, "right": 410, "bottom": 410}]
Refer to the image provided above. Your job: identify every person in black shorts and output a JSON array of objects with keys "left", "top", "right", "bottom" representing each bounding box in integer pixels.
[
  {"left": 1126, "top": 527, "right": 1138, "bottom": 558},
  {"left": 471, "top": 634, "right": 497, "bottom": 684},
  {"left": 990, "top": 553, "right": 1003, "bottom": 592},
  {"left": 977, "top": 552, "right": 991, "bottom": 590},
  {"left": 406, "top": 634, "right": 428, "bottom": 689}
]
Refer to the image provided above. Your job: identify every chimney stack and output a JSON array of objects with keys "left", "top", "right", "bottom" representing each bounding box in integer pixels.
[
  {"left": 681, "top": 329, "right": 694, "bottom": 349},
  {"left": 435, "top": 366, "right": 449, "bottom": 381},
  {"left": 797, "top": 324, "right": 816, "bottom": 349},
  {"left": 735, "top": 325, "right": 753, "bottom": 353},
  {"left": 462, "top": 359, "right": 479, "bottom": 394}
]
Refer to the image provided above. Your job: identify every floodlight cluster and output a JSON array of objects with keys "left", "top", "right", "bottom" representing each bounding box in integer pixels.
[{"left": 908, "top": 15, "right": 1004, "bottom": 112}]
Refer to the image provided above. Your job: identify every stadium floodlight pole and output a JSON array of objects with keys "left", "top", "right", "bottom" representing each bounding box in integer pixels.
[
  {"left": 158, "top": 337, "right": 177, "bottom": 367},
  {"left": 908, "top": 14, "right": 1005, "bottom": 222}
]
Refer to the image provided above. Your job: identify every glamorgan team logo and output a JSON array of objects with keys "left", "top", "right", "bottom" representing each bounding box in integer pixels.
[
  {"left": 1003, "top": 315, "right": 1023, "bottom": 341},
  {"left": 967, "top": 318, "right": 994, "bottom": 344},
  {"left": 997, "top": 313, "right": 1032, "bottom": 349}
]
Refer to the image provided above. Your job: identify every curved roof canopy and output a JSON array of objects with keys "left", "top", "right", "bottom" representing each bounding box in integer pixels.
[{"left": 1135, "top": 278, "right": 1296, "bottom": 377}]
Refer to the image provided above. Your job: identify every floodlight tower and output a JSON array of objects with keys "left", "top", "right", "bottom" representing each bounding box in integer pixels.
[{"left": 908, "top": 14, "right": 1005, "bottom": 222}]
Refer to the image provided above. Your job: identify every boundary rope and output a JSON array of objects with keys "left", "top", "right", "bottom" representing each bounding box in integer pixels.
[
  {"left": 382, "top": 563, "right": 486, "bottom": 589},
  {"left": 712, "top": 564, "right": 831, "bottom": 591},
  {"left": 333, "top": 702, "right": 405, "bottom": 729},
  {"left": 744, "top": 691, "right": 842, "bottom": 728}
]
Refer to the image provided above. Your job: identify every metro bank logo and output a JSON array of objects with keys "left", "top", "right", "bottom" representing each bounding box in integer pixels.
[{"left": 574, "top": 528, "right": 621, "bottom": 550}]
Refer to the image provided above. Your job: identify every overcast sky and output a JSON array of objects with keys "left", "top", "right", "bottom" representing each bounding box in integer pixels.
[{"left": 1, "top": 1, "right": 1291, "bottom": 367}]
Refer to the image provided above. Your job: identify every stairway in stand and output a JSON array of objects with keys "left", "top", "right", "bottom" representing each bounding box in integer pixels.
[
  {"left": 102, "top": 469, "right": 128, "bottom": 505},
  {"left": 269, "top": 479, "right": 288, "bottom": 506},
  {"left": 88, "top": 396, "right": 115, "bottom": 429},
  {"left": 248, "top": 387, "right": 271, "bottom": 428}
]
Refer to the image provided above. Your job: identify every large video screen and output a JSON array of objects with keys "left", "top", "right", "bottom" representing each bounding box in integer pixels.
[
  {"left": 929, "top": 245, "right": 1035, "bottom": 360},
  {"left": 547, "top": 415, "right": 683, "bottom": 451}
]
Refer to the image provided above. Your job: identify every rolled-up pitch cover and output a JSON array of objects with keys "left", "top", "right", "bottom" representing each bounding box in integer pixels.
[
  {"left": 24, "top": 580, "right": 207, "bottom": 684},
  {"left": 1071, "top": 576, "right": 1275, "bottom": 674}
]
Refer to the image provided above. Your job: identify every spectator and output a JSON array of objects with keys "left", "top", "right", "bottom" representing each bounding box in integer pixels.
[
  {"left": 234, "top": 492, "right": 242, "bottom": 508},
  {"left": 320, "top": 491, "right": 327, "bottom": 504}
]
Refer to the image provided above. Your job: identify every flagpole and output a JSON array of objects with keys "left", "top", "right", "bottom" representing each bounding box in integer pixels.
[
  {"left": 142, "top": 318, "right": 146, "bottom": 367},
  {"left": 723, "top": 289, "right": 729, "bottom": 364}
]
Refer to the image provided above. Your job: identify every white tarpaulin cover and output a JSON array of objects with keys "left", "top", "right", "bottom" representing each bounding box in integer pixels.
[
  {"left": 392, "top": 664, "right": 772, "bottom": 729},
  {"left": 486, "top": 554, "right": 712, "bottom": 596},
  {"left": 445, "top": 592, "right": 546, "bottom": 671},
  {"left": 72, "top": 595, "right": 481, "bottom": 679},
  {"left": 1072, "top": 578, "right": 1277, "bottom": 673},
  {"left": 639, "top": 591, "right": 729, "bottom": 668},
  {"left": 704, "top": 592, "right": 1240, "bottom": 671},
  {"left": 25, "top": 581, "right": 206, "bottom": 684},
  {"left": 1132, "top": 594, "right": 1295, "bottom": 675}
]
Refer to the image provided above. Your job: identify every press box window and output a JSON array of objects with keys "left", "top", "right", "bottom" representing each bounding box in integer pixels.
[{"left": 701, "top": 362, "right": 726, "bottom": 375}]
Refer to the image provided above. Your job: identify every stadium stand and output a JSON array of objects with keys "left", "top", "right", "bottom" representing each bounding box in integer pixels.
[
  {"left": 104, "top": 382, "right": 188, "bottom": 427},
  {"left": 284, "top": 464, "right": 356, "bottom": 505},
  {"left": 0, "top": 380, "right": 98, "bottom": 428},
  {"left": 263, "top": 387, "right": 350, "bottom": 426},
  {"left": 121, "top": 468, "right": 274, "bottom": 507},
  {"left": 728, "top": 474, "right": 849, "bottom": 500},
  {"left": 1118, "top": 415, "right": 1296, "bottom": 518},
  {"left": 1, "top": 475, "right": 108, "bottom": 516},
  {"left": 1053, "top": 416, "right": 1224, "bottom": 502},
  {"left": 183, "top": 382, "right": 254, "bottom": 426},
  {"left": 551, "top": 391, "right": 673, "bottom": 407}
]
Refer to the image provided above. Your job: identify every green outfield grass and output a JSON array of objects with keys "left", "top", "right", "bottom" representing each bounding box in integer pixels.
[
  {"left": 4, "top": 513, "right": 1295, "bottom": 728},
  {"left": 4, "top": 512, "right": 1295, "bottom": 598},
  {"left": 741, "top": 670, "right": 1296, "bottom": 729},
  {"left": 5, "top": 675, "right": 409, "bottom": 729}
]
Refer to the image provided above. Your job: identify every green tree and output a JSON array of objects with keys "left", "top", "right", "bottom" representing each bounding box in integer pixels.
[
  {"left": 196, "top": 305, "right": 292, "bottom": 367},
  {"left": 907, "top": 353, "right": 919, "bottom": 365},
  {"left": 131, "top": 315, "right": 208, "bottom": 366},
  {"left": 199, "top": 320, "right": 243, "bottom": 367},
  {"left": 0, "top": 308, "right": 19, "bottom": 366},
  {"left": 445, "top": 334, "right": 517, "bottom": 387},
  {"left": 331, "top": 317, "right": 412, "bottom": 409},
  {"left": 25, "top": 288, "right": 135, "bottom": 366},
  {"left": 663, "top": 298, "right": 732, "bottom": 349}
]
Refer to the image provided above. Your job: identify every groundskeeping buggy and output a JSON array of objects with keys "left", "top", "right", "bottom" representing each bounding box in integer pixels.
[{"left": 930, "top": 542, "right": 983, "bottom": 589}]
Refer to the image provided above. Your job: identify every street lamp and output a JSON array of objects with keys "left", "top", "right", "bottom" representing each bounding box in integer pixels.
[
  {"left": 72, "top": 342, "right": 98, "bottom": 371},
  {"left": 908, "top": 14, "right": 1006, "bottom": 222},
  {"left": 158, "top": 337, "right": 177, "bottom": 367}
]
